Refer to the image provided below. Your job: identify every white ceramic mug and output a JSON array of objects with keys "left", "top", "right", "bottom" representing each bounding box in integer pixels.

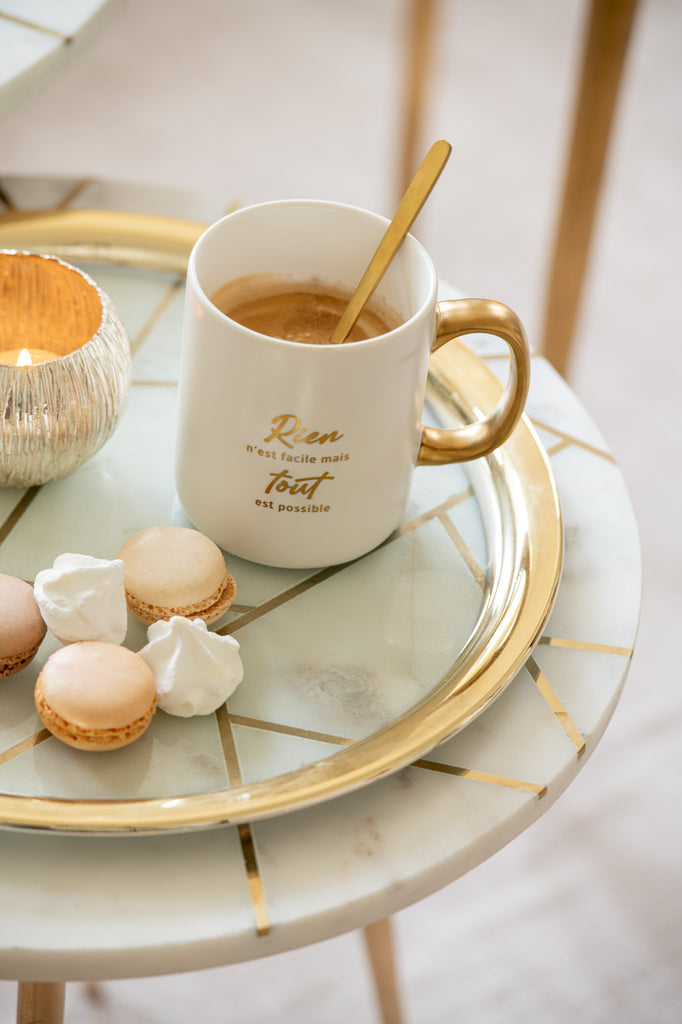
[{"left": 176, "top": 200, "right": 529, "bottom": 568}]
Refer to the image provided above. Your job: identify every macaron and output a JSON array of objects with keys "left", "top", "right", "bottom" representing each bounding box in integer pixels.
[
  {"left": 34, "top": 641, "right": 157, "bottom": 751},
  {"left": 118, "top": 526, "right": 237, "bottom": 626},
  {"left": 0, "top": 573, "right": 47, "bottom": 678}
]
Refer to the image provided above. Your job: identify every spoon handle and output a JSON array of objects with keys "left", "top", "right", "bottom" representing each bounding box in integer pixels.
[{"left": 328, "top": 139, "right": 452, "bottom": 345}]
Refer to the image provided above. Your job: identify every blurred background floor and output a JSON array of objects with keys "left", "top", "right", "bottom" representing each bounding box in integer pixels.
[{"left": 1, "top": 1, "right": 680, "bottom": 1021}]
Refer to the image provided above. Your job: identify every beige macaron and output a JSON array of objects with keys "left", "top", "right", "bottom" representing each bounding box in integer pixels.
[
  {"left": 0, "top": 573, "right": 47, "bottom": 678},
  {"left": 35, "top": 641, "right": 157, "bottom": 751},
  {"left": 118, "top": 526, "right": 237, "bottom": 625}
]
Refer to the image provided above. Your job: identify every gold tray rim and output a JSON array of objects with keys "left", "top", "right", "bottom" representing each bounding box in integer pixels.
[{"left": 0, "top": 207, "right": 563, "bottom": 834}]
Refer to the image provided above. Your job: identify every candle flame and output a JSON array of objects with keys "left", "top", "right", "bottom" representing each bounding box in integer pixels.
[{"left": 17, "top": 349, "right": 32, "bottom": 367}]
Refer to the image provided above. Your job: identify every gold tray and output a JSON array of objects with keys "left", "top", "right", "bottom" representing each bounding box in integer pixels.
[{"left": 0, "top": 202, "right": 562, "bottom": 833}]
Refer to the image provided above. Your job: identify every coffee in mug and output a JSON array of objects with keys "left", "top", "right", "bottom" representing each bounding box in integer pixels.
[{"left": 210, "top": 275, "right": 402, "bottom": 345}]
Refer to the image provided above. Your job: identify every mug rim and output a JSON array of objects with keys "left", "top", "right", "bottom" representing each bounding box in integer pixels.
[{"left": 187, "top": 198, "right": 439, "bottom": 351}]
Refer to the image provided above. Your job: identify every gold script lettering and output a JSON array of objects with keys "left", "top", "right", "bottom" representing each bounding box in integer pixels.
[
  {"left": 264, "top": 470, "right": 334, "bottom": 499},
  {"left": 264, "top": 413, "right": 344, "bottom": 449}
]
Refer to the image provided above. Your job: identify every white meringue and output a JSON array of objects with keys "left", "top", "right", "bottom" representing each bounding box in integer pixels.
[
  {"left": 138, "top": 616, "right": 243, "bottom": 717},
  {"left": 34, "top": 553, "right": 128, "bottom": 645}
]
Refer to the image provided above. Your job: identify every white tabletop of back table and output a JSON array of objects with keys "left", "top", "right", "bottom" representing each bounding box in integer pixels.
[
  {"left": 0, "top": 1, "right": 115, "bottom": 118},
  {"left": 0, "top": 177, "right": 641, "bottom": 984}
]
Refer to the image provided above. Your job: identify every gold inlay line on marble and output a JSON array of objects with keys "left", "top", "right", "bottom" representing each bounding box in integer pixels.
[
  {"left": 389, "top": 487, "right": 474, "bottom": 543},
  {"left": 526, "top": 657, "right": 586, "bottom": 757},
  {"left": 215, "top": 706, "right": 243, "bottom": 785},
  {"left": 530, "top": 418, "right": 616, "bottom": 463},
  {"left": 0, "top": 486, "right": 42, "bottom": 548},
  {"left": 226, "top": 716, "right": 547, "bottom": 797},
  {"left": 129, "top": 276, "right": 185, "bottom": 356},
  {"left": 218, "top": 564, "right": 349, "bottom": 636},
  {"left": 0, "top": 176, "right": 92, "bottom": 217},
  {"left": 228, "top": 713, "right": 354, "bottom": 749},
  {"left": 215, "top": 707, "right": 270, "bottom": 937},
  {"left": 0, "top": 729, "right": 51, "bottom": 767},
  {"left": 438, "top": 514, "right": 486, "bottom": 588},
  {"left": 58, "top": 178, "right": 95, "bottom": 210},
  {"left": 538, "top": 636, "right": 633, "bottom": 658},
  {"left": 236, "top": 823, "right": 270, "bottom": 937},
  {"left": 414, "top": 758, "right": 547, "bottom": 797},
  {"left": 221, "top": 488, "right": 475, "bottom": 637},
  {"left": 221, "top": 201, "right": 242, "bottom": 217},
  {"left": 544, "top": 439, "right": 573, "bottom": 458},
  {"left": 0, "top": 182, "right": 16, "bottom": 210},
  {"left": 0, "top": 12, "right": 71, "bottom": 41}
]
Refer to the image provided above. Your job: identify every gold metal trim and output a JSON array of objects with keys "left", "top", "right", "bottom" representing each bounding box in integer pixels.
[
  {"left": 0, "top": 210, "right": 564, "bottom": 833},
  {"left": 0, "top": 209, "right": 205, "bottom": 273},
  {"left": 418, "top": 298, "right": 530, "bottom": 464}
]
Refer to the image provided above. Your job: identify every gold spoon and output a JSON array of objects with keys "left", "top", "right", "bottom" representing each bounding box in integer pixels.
[{"left": 328, "top": 139, "right": 452, "bottom": 345}]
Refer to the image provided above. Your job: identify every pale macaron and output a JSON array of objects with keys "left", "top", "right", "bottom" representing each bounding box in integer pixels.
[
  {"left": 0, "top": 573, "right": 47, "bottom": 678},
  {"left": 35, "top": 641, "right": 157, "bottom": 751},
  {"left": 118, "top": 526, "right": 237, "bottom": 625}
]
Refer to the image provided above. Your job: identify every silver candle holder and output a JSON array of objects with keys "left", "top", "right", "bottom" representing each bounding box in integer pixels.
[{"left": 0, "top": 251, "right": 131, "bottom": 487}]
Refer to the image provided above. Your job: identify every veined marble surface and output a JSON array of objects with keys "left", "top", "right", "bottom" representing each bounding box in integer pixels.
[
  {"left": 0, "top": 1, "right": 115, "bottom": 117},
  {"left": 0, "top": 178, "right": 641, "bottom": 982}
]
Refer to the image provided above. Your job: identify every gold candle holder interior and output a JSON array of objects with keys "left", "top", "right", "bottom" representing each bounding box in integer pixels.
[{"left": 0, "top": 251, "right": 131, "bottom": 488}]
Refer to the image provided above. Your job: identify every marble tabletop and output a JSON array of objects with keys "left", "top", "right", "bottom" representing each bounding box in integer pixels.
[
  {"left": 0, "top": 1, "right": 115, "bottom": 118},
  {"left": 0, "top": 177, "right": 641, "bottom": 983}
]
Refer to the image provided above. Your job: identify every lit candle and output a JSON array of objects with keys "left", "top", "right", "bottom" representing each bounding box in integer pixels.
[
  {"left": 0, "top": 250, "right": 131, "bottom": 487},
  {"left": 0, "top": 347, "right": 59, "bottom": 366}
]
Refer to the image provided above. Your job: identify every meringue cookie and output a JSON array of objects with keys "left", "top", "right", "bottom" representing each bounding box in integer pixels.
[
  {"left": 34, "top": 553, "right": 128, "bottom": 645},
  {"left": 138, "top": 616, "right": 243, "bottom": 717}
]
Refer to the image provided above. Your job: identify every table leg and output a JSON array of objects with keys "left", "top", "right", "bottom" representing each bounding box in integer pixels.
[
  {"left": 539, "top": 0, "right": 639, "bottom": 376},
  {"left": 16, "top": 982, "right": 65, "bottom": 1024},
  {"left": 363, "top": 917, "right": 404, "bottom": 1024},
  {"left": 397, "top": 0, "right": 439, "bottom": 201}
]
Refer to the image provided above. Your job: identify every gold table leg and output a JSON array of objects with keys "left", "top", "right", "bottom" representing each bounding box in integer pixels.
[
  {"left": 398, "top": 0, "right": 439, "bottom": 200},
  {"left": 16, "top": 982, "right": 65, "bottom": 1024},
  {"left": 540, "top": 0, "right": 638, "bottom": 376},
  {"left": 363, "top": 917, "right": 404, "bottom": 1024}
]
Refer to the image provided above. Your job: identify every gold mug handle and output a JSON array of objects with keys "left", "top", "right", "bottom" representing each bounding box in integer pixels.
[{"left": 418, "top": 298, "right": 531, "bottom": 466}]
